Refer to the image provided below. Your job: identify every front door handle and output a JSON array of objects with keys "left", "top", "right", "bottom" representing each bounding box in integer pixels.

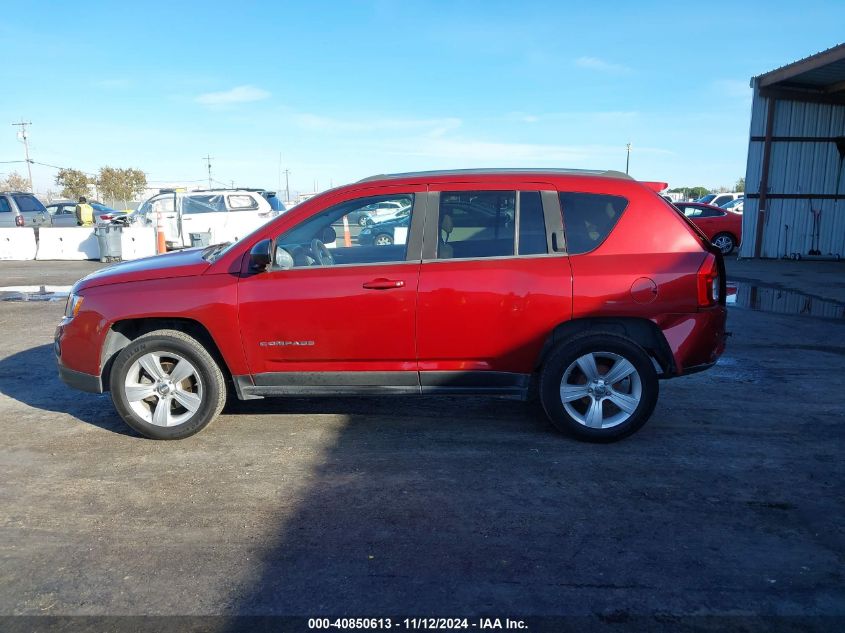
[{"left": 363, "top": 278, "right": 405, "bottom": 290}]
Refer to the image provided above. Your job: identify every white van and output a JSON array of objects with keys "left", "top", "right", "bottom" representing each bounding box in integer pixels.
[{"left": 133, "top": 190, "right": 279, "bottom": 248}]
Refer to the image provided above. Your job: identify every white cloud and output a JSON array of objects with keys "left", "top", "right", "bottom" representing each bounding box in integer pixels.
[
  {"left": 292, "top": 113, "right": 462, "bottom": 136},
  {"left": 712, "top": 79, "right": 752, "bottom": 105},
  {"left": 575, "top": 56, "right": 631, "bottom": 73},
  {"left": 382, "top": 137, "right": 670, "bottom": 164},
  {"left": 196, "top": 85, "right": 270, "bottom": 107}
]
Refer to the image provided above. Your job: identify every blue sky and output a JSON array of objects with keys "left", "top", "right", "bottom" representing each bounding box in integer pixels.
[{"left": 1, "top": 0, "right": 844, "bottom": 197}]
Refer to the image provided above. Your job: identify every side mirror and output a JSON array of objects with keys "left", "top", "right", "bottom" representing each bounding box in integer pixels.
[
  {"left": 320, "top": 226, "right": 337, "bottom": 244},
  {"left": 248, "top": 239, "right": 273, "bottom": 272}
]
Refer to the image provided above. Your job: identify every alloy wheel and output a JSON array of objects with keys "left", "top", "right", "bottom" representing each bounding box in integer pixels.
[
  {"left": 123, "top": 351, "right": 204, "bottom": 427},
  {"left": 559, "top": 351, "right": 642, "bottom": 429}
]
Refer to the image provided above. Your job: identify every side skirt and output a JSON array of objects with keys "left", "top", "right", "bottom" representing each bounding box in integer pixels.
[{"left": 233, "top": 371, "right": 530, "bottom": 400}]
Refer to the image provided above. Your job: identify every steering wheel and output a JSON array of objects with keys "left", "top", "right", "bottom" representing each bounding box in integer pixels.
[{"left": 310, "top": 238, "right": 335, "bottom": 266}]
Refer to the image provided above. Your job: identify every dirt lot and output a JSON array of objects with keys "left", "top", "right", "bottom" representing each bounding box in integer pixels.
[{"left": 0, "top": 260, "right": 843, "bottom": 628}]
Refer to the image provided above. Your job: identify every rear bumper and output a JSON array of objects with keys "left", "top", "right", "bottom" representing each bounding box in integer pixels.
[
  {"left": 657, "top": 306, "right": 727, "bottom": 377},
  {"left": 58, "top": 363, "right": 103, "bottom": 393}
]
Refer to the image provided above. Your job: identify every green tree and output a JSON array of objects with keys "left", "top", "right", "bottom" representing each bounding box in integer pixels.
[
  {"left": 55, "top": 168, "right": 91, "bottom": 199},
  {"left": 1, "top": 171, "right": 30, "bottom": 192},
  {"left": 668, "top": 186, "right": 710, "bottom": 199},
  {"left": 735, "top": 177, "right": 745, "bottom": 193},
  {"left": 97, "top": 167, "right": 147, "bottom": 205}
]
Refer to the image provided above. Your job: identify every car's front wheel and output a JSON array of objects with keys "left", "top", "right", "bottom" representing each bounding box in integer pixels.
[
  {"left": 712, "top": 232, "right": 736, "bottom": 254},
  {"left": 110, "top": 329, "right": 226, "bottom": 439},
  {"left": 539, "top": 333, "right": 658, "bottom": 442},
  {"left": 374, "top": 234, "right": 393, "bottom": 246}
]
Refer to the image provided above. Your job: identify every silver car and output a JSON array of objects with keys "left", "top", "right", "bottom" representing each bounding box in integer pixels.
[{"left": 0, "top": 192, "right": 51, "bottom": 227}]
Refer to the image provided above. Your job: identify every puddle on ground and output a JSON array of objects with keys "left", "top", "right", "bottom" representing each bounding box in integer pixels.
[
  {"left": 0, "top": 285, "right": 72, "bottom": 303},
  {"left": 727, "top": 281, "right": 845, "bottom": 320}
]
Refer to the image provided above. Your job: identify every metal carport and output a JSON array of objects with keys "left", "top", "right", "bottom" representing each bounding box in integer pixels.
[{"left": 742, "top": 43, "right": 845, "bottom": 259}]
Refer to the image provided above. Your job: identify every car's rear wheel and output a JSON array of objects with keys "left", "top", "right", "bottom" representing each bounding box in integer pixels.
[
  {"left": 374, "top": 234, "right": 393, "bottom": 246},
  {"left": 539, "top": 334, "right": 658, "bottom": 442},
  {"left": 712, "top": 232, "right": 736, "bottom": 254},
  {"left": 110, "top": 329, "right": 226, "bottom": 439}
]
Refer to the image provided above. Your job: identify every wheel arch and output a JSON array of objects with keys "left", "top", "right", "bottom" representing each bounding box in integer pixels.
[
  {"left": 100, "top": 317, "right": 231, "bottom": 391},
  {"left": 535, "top": 317, "right": 676, "bottom": 377}
]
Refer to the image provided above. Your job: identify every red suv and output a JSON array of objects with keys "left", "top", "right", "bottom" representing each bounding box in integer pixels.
[{"left": 56, "top": 169, "right": 727, "bottom": 442}]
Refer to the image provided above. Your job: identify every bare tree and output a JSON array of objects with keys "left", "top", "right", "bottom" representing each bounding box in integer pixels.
[{"left": 1, "top": 171, "right": 31, "bottom": 192}]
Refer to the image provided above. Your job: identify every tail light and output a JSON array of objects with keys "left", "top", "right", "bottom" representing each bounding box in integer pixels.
[
  {"left": 15, "top": 215, "right": 25, "bottom": 227},
  {"left": 697, "top": 253, "right": 719, "bottom": 307},
  {"left": 99, "top": 214, "right": 114, "bottom": 221}
]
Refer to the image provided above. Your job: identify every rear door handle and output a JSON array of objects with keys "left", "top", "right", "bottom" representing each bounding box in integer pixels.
[{"left": 363, "top": 278, "right": 405, "bottom": 290}]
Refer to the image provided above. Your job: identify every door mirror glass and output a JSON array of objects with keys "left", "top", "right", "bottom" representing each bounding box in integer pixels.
[{"left": 249, "top": 239, "right": 273, "bottom": 272}]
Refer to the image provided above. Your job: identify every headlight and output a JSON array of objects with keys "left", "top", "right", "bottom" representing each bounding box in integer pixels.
[
  {"left": 360, "top": 228, "right": 372, "bottom": 235},
  {"left": 64, "top": 293, "right": 84, "bottom": 319}
]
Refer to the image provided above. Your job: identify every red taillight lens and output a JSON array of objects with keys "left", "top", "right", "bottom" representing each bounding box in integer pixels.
[
  {"left": 15, "top": 215, "right": 25, "bottom": 227},
  {"left": 697, "top": 253, "right": 719, "bottom": 307},
  {"left": 99, "top": 214, "right": 113, "bottom": 220}
]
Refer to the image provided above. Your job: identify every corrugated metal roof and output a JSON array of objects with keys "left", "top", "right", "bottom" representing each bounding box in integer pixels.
[{"left": 757, "top": 42, "right": 845, "bottom": 91}]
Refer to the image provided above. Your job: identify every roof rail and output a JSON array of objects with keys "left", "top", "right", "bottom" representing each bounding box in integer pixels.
[{"left": 357, "top": 168, "right": 633, "bottom": 183}]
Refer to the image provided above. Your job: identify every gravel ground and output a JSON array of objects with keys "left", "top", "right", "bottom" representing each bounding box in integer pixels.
[{"left": 0, "top": 259, "right": 842, "bottom": 630}]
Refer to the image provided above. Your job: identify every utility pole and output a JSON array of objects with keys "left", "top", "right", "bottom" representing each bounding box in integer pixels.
[
  {"left": 283, "top": 169, "right": 290, "bottom": 202},
  {"left": 625, "top": 142, "right": 632, "bottom": 175},
  {"left": 12, "top": 120, "right": 34, "bottom": 192},
  {"left": 202, "top": 154, "right": 214, "bottom": 189}
]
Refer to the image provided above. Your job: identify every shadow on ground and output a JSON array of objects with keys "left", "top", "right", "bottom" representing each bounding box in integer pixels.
[{"left": 0, "top": 343, "right": 134, "bottom": 436}]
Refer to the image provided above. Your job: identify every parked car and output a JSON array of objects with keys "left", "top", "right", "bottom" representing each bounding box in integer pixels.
[
  {"left": 131, "top": 189, "right": 278, "bottom": 249},
  {"left": 695, "top": 192, "right": 742, "bottom": 208},
  {"left": 0, "top": 191, "right": 50, "bottom": 227},
  {"left": 56, "top": 168, "right": 727, "bottom": 442},
  {"left": 673, "top": 201, "right": 742, "bottom": 254},
  {"left": 356, "top": 214, "right": 411, "bottom": 246},
  {"left": 46, "top": 201, "right": 127, "bottom": 227},
  {"left": 721, "top": 197, "right": 744, "bottom": 214},
  {"left": 359, "top": 200, "right": 412, "bottom": 226}
]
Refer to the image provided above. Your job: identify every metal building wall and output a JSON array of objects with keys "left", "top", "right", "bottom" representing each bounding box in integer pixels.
[{"left": 741, "top": 84, "right": 845, "bottom": 258}]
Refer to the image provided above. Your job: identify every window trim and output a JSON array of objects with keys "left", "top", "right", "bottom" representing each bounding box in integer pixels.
[{"left": 227, "top": 194, "right": 260, "bottom": 211}]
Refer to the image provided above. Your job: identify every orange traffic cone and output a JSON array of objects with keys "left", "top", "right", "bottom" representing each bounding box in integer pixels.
[{"left": 155, "top": 211, "right": 167, "bottom": 254}]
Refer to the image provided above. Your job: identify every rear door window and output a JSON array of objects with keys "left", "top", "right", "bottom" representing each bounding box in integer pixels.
[
  {"left": 0, "top": 198, "right": 11, "bottom": 213},
  {"left": 13, "top": 194, "right": 46, "bottom": 213},
  {"left": 559, "top": 192, "right": 628, "bottom": 255},
  {"left": 438, "top": 191, "right": 515, "bottom": 259}
]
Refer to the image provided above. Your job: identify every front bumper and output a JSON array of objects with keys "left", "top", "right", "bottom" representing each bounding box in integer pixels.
[
  {"left": 58, "top": 363, "right": 103, "bottom": 393},
  {"left": 55, "top": 325, "right": 103, "bottom": 393}
]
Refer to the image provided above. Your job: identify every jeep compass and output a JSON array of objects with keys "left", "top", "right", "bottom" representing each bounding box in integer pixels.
[{"left": 56, "top": 169, "right": 727, "bottom": 442}]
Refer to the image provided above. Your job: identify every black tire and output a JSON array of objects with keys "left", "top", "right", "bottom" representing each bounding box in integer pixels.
[
  {"left": 374, "top": 233, "right": 393, "bottom": 246},
  {"left": 109, "top": 329, "right": 226, "bottom": 439},
  {"left": 712, "top": 232, "right": 736, "bottom": 255},
  {"left": 538, "top": 333, "right": 658, "bottom": 442}
]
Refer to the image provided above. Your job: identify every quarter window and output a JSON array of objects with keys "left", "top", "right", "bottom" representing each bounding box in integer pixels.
[
  {"left": 275, "top": 194, "right": 414, "bottom": 268},
  {"left": 0, "top": 198, "right": 11, "bottom": 213},
  {"left": 438, "top": 191, "right": 515, "bottom": 259},
  {"left": 559, "top": 192, "right": 628, "bottom": 255},
  {"left": 228, "top": 195, "right": 259, "bottom": 210}
]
